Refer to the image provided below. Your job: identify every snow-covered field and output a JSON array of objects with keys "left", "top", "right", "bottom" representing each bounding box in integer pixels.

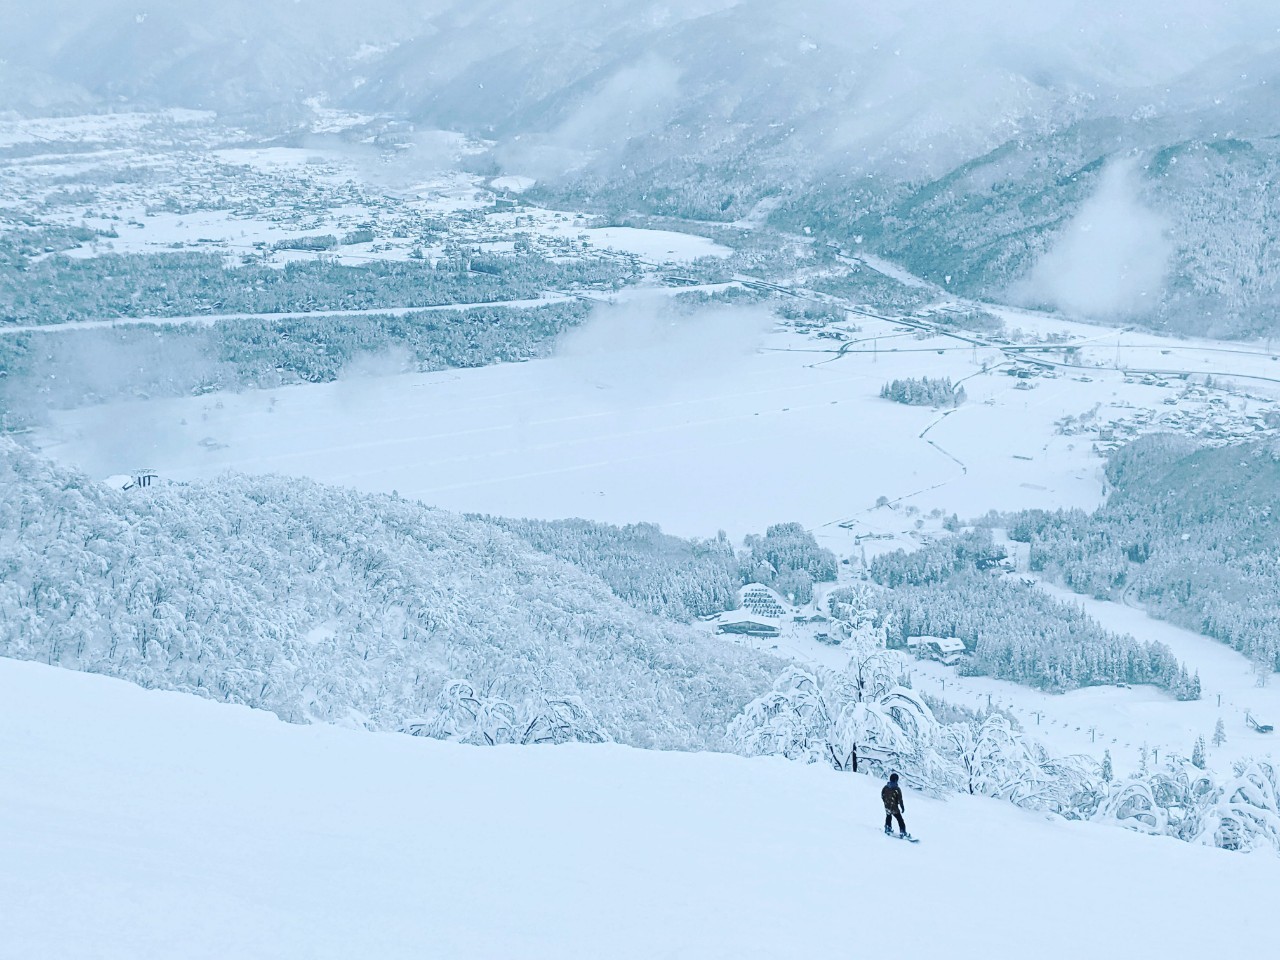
[
  {"left": 40, "top": 292, "right": 1273, "bottom": 541},
  {"left": 2, "top": 656, "right": 1276, "bottom": 960},
  {"left": 37, "top": 311, "right": 1115, "bottom": 539}
]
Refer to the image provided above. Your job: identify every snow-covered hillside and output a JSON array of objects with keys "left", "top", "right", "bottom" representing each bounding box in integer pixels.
[
  {"left": 0, "top": 440, "right": 776, "bottom": 749},
  {"left": 1, "top": 656, "right": 1276, "bottom": 960}
]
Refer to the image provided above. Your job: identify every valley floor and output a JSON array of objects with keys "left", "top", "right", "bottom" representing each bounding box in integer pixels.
[
  {"left": 2, "top": 657, "right": 1276, "bottom": 960},
  {"left": 35, "top": 315, "right": 1107, "bottom": 540}
]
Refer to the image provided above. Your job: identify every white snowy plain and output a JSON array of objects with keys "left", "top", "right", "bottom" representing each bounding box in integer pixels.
[
  {"left": 2, "top": 657, "right": 1277, "bottom": 960},
  {"left": 36, "top": 317, "right": 1108, "bottom": 539}
]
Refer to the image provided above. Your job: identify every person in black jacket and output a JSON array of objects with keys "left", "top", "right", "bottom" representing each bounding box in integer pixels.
[{"left": 882, "top": 772, "right": 907, "bottom": 837}]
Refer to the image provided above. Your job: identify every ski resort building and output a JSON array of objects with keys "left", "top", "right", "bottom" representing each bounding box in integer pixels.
[
  {"left": 715, "top": 610, "right": 781, "bottom": 639},
  {"left": 1246, "top": 711, "right": 1274, "bottom": 734},
  {"left": 716, "top": 584, "right": 790, "bottom": 639},
  {"left": 906, "top": 635, "right": 967, "bottom": 666},
  {"left": 104, "top": 470, "right": 160, "bottom": 492}
]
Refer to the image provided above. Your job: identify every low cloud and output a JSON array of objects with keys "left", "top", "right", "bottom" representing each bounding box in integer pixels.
[
  {"left": 553, "top": 296, "right": 775, "bottom": 402},
  {"left": 496, "top": 55, "right": 682, "bottom": 181},
  {"left": 1011, "top": 159, "right": 1171, "bottom": 319}
]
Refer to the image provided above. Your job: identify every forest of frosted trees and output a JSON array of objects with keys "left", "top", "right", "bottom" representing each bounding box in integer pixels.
[
  {"left": 487, "top": 518, "right": 838, "bottom": 619},
  {"left": 485, "top": 518, "right": 741, "bottom": 621},
  {"left": 0, "top": 441, "right": 777, "bottom": 750},
  {"left": 1007, "top": 434, "right": 1280, "bottom": 675},
  {"left": 0, "top": 250, "right": 634, "bottom": 326},
  {"left": 868, "top": 532, "right": 1197, "bottom": 696},
  {"left": 0, "top": 301, "right": 592, "bottom": 425}
]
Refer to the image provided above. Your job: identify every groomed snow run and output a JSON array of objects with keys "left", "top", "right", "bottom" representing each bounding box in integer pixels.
[{"left": 2, "top": 659, "right": 1276, "bottom": 959}]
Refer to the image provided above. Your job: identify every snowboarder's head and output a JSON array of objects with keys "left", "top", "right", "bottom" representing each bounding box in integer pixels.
[{"left": 889, "top": 773, "right": 899, "bottom": 783}]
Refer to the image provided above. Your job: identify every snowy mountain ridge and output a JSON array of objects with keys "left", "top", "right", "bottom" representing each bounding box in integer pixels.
[{"left": 6, "top": 1, "right": 1280, "bottom": 332}]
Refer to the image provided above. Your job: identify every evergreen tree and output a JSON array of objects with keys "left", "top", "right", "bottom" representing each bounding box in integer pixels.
[
  {"left": 1192, "top": 736, "right": 1207, "bottom": 770},
  {"left": 1101, "top": 749, "right": 1113, "bottom": 783},
  {"left": 879, "top": 376, "right": 965, "bottom": 407},
  {"left": 1213, "top": 717, "right": 1227, "bottom": 746}
]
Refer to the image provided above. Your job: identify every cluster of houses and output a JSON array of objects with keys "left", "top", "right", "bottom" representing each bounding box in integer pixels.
[
  {"left": 713, "top": 584, "right": 968, "bottom": 665},
  {"left": 1054, "top": 389, "right": 1279, "bottom": 454}
]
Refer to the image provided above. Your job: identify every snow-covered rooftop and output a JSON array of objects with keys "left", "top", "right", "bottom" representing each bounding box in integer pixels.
[{"left": 907, "top": 635, "right": 966, "bottom": 653}]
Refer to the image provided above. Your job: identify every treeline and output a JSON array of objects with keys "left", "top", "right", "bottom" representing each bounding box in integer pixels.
[
  {"left": 869, "top": 532, "right": 1197, "bottom": 696},
  {"left": 489, "top": 518, "right": 839, "bottom": 619},
  {"left": 1007, "top": 434, "right": 1280, "bottom": 673},
  {"left": 0, "top": 223, "right": 106, "bottom": 267},
  {"left": 0, "top": 249, "right": 636, "bottom": 326},
  {"left": 808, "top": 263, "right": 936, "bottom": 314},
  {"left": 880, "top": 376, "right": 965, "bottom": 407},
  {"left": 486, "top": 518, "right": 741, "bottom": 622},
  {"left": 869, "top": 531, "right": 1001, "bottom": 588},
  {"left": 0, "top": 302, "right": 591, "bottom": 426}
]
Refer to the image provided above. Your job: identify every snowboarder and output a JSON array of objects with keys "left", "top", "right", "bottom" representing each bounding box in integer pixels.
[{"left": 882, "top": 772, "right": 908, "bottom": 838}]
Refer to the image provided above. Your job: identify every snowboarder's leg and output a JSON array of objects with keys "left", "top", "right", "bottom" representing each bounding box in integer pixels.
[
  {"left": 884, "top": 809, "right": 893, "bottom": 834},
  {"left": 892, "top": 810, "right": 906, "bottom": 835}
]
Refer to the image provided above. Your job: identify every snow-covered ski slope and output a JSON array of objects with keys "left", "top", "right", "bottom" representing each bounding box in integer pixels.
[{"left": 2, "top": 658, "right": 1276, "bottom": 960}]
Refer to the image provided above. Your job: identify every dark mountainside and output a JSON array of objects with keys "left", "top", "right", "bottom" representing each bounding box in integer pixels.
[{"left": 4, "top": 1, "right": 1280, "bottom": 332}]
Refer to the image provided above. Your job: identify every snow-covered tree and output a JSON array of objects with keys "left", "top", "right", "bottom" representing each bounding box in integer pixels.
[
  {"left": 942, "top": 714, "right": 1045, "bottom": 806},
  {"left": 0, "top": 441, "right": 776, "bottom": 752},
  {"left": 1200, "top": 761, "right": 1280, "bottom": 853},
  {"left": 406, "top": 680, "right": 608, "bottom": 746},
  {"left": 1088, "top": 755, "right": 1280, "bottom": 853},
  {"left": 727, "top": 655, "right": 944, "bottom": 786}
]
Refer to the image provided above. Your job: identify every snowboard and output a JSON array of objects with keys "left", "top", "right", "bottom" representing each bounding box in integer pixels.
[{"left": 885, "top": 832, "right": 920, "bottom": 843}]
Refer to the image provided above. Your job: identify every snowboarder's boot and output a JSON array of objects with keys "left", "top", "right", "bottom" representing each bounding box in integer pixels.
[{"left": 884, "top": 825, "right": 893, "bottom": 836}]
